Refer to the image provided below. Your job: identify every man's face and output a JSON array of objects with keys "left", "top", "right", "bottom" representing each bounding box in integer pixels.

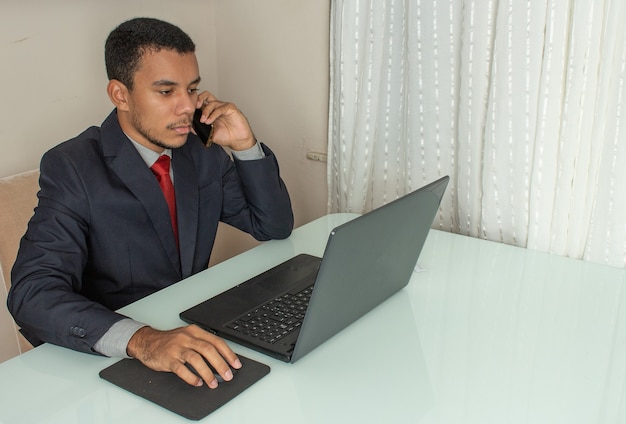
[{"left": 122, "top": 49, "right": 201, "bottom": 152}]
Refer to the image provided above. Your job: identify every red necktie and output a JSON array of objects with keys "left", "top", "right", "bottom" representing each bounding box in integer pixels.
[{"left": 150, "top": 155, "right": 178, "bottom": 246}]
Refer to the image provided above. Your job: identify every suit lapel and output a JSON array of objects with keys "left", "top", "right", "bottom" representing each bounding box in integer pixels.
[
  {"left": 172, "top": 148, "right": 199, "bottom": 278},
  {"left": 100, "top": 111, "right": 182, "bottom": 277}
]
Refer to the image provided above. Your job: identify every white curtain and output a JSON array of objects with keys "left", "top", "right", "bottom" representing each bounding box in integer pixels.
[{"left": 328, "top": 0, "right": 626, "bottom": 268}]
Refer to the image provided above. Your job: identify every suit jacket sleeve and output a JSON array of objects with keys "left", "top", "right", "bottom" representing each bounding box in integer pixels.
[
  {"left": 221, "top": 143, "right": 294, "bottom": 240},
  {"left": 8, "top": 146, "right": 130, "bottom": 353}
]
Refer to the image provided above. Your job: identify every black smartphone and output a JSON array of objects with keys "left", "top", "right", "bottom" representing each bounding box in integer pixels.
[{"left": 193, "top": 108, "right": 213, "bottom": 146}]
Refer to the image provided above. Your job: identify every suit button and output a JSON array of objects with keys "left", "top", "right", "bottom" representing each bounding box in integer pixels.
[{"left": 70, "top": 326, "right": 86, "bottom": 338}]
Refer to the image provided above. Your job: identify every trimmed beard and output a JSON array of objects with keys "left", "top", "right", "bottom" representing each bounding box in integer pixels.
[{"left": 131, "top": 113, "right": 188, "bottom": 150}]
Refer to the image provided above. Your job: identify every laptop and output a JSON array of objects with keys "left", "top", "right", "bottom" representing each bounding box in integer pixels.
[{"left": 180, "top": 175, "right": 449, "bottom": 363}]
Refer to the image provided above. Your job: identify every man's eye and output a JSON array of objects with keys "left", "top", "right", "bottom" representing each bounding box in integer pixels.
[
  {"left": 189, "top": 88, "right": 199, "bottom": 95},
  {"left": 159, "top": 90, "right": 172, "bottom": 95}
]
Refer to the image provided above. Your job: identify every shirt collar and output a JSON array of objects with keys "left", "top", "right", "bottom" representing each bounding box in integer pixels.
[{"left": 124, "top": 133, "right": 172, "bottom": 168}]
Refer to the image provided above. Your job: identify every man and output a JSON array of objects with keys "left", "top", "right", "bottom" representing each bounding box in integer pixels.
[{"left": 7, "top": 17, "right": 293, "bottom": 388}]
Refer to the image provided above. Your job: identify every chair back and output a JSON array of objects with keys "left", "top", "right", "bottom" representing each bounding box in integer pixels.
[{"left": 0, "top": 170, "right": 39, "bottom": 362}]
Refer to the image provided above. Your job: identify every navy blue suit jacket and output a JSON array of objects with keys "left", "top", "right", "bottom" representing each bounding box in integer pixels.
[{"left": 8, "top": 110, "right": 293, "bottom": 353}]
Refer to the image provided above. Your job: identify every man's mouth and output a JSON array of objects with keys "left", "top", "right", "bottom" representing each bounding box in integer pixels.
[{"left": 168, "top": 121, "right": 192, "bottom": 134}]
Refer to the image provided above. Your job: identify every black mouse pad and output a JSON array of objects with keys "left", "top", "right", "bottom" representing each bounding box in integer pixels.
[{"left": 99, "top": 355, "right": 270, "bottom": 420}]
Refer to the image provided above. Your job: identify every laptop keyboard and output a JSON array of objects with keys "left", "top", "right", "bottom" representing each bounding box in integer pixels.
[{"left": 225, "top": 285, "right": 314, "bottom": 344}]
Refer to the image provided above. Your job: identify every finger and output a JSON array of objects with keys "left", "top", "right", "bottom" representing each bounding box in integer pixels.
[
  {"left": 196, "top": 101, "right": 228, "bottom": 126},
  {"left": 170, "top": 359, "right": 206, "bottom": 387},
  {"left": 181, "top": 355, "right": 221, "bottom": 389},
  {"left": 208, "top": 336, "right": 242, "bottom": 370},
  {"left": 196, "top": 91, "right": 217, "bottom": 107},
  {"left": 187, "top": 325, "right": 242, "bottom": 375},
  {"left": 197, "top": 351, "right": 233, "bottom": 384},
  {"left": 203, "top": 102, "right": 239, "bottom": 125}
]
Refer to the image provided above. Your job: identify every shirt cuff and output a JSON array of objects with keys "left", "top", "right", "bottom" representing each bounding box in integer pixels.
[
  {"left": 231, "top": 141, "right": 265, "bottom": 161},
  {"left": 93, "top": 318, "right": 147, "bottom": 358}
]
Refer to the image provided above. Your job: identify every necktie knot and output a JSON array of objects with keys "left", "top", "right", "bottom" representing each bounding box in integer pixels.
[{"left": 151, "top": 154, "right": 171, "bottom": 178}]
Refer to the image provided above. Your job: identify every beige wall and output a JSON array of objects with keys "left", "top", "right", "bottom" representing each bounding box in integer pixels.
[
  {"left": 0, "top": 1, "right": 218, "bottom": 176},
  {"left": 0, "top": 0, "right": 330, "bottom": 263},
  {"left": 209, "top": 1, "right": 330, "bottom": 263}
]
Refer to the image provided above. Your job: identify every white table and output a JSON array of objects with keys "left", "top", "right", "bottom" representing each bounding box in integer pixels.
[{"left": 1, "top": 213, "right": 625, "bottom": 423}]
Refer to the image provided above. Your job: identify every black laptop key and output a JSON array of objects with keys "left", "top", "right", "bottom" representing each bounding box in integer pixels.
[{"left": 225, "top": 284, "right": 314, "bottom": 344}]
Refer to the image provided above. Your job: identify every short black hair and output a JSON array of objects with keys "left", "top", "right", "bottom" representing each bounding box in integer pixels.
[{"left": 105, "top": 17, "right": 196, "bottom": 90}]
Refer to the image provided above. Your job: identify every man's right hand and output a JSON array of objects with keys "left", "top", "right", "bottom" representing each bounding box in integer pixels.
[{"left": 126, "top": 324, "right": 242, "bottom": 388}]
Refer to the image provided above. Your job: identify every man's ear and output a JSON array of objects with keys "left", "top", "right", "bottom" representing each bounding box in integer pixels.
[{"left": 107, "top": 80, "right": 131, "bottom": 111}]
